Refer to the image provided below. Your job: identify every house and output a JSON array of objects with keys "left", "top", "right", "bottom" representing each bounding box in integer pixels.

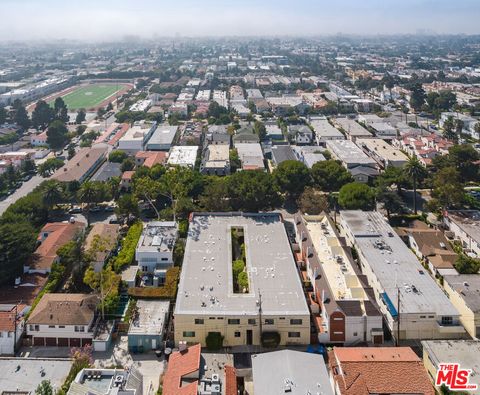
[
  {"left": 443, "top": 275, "right": 480, "bottom": 338},
  {"left": 163, "top": 343, "right": 201, "bottom": 395},
  {"left": 117, "top": 121, "right": 157, "bottom": 154},
  {"left": 235, "top": 142, "right": 265, "bottom": 170},
  {"left": 292, "top": 146, "right": 326, "bottom": 168},
  {"left": 167, "top": 146, "right": 199, "bottom": 168},
  {"left": 30, "top": 130, "right": 48, "bottom": 147},
  {"left": 27, "top": 293, "right": 98, "bottom": 347},
  {"left": 251, "top": 350, "right": 334, "bottom": 395},
  {"left": 329, "top": 347, "right": 435, "bottom": 395},
  {"left": 90, "top": 161, "right": 122, "bottom": 182},
  {"left": 443, "top": 210, "right": 480, "bottom": 257},
  {"left": 440, "top": 112, "right": 479, "bottom": 139},
  {"left": 422, "top": 340, "right": 480, "bottom": 391},
  {"left": 52, "top": 144, "right": 108, "bottom": 183},
  {"left": 95, "top": 122, "right": 130, "bottom": 147},
  {"left": 296, "top": 214, "right": 383, "bottom": 345},
  {"left": 26, "top": 221, "right": 86, "bottom": 275},
  {"left": 339, "top": 211, "right": 465, "bottom": 341},
  {"left": 287, "top": 125, "right": 313, "bottom": 145},
  {"left": 174, "top": 213, "right": 310, "bottom": 347},
  {"left": 233, "top": 126, "right": 259, "bottom": 144},
  {"left": 311, "top": 118, "right": 344, "bottom": 145},
  {"left": 265, "top": 123, "right": 284, "bottom": 141},
  {"left": 271, "top": 145, "right": 296, "bottom": 167},
  {"left": 370, "top": 122, "right": 397, "bottom": 137},
  {"left": 127, "top": 300, "right": 170, "bottom": 353},
  {"left": 200, "top": 144, "right": 230, "bottom": 176},
  {"left": 145, "top": 124, "right": 178, "bottom": 151},
  {"left": 0, "top": 304, "right": 29, "bottom": 355},
  {"left": 356, "top": 138, "right": 408, "bottom": 168},
  {"left": 121, "top": 170, "right": 135, "bottom": 191},
  {"left": 68, "top": 367, "right": 143, "bottom": 395},
  {"left": 135, "top": 150, "right": 168, "bottom": 168},
  {"left": 135, "top": 221, "right": 178, "bottom": 284},
  {"left": 84, "top": 223, "right": 120, "bottom": 272},
  {"left": 204, "top": 125, "right": 230, "bottom": 147},
  {"left": 398, "top": 226, "right": 458, "bottom": 276}
]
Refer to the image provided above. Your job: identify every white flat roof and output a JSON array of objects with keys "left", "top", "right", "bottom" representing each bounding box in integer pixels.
[
  {"left": 128, "top": 299, "right": 170, "bottom": 335},
  {"left": 167, "top": 145, "right": 199, "bottom": 167},
  {"left": 175, "top": 213, "right": 309, "bottom": 316}
]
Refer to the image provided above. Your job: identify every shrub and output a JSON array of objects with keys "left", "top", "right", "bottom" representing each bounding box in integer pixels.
[
  {"left": 237, "top": 272, "right": 249, "bottom": 291},
  {"left": 206, "top": 332, "right": 224, "bottom": 351},
  {"left": 128, "top": 267, "right": 180, "bottom": 299},
  {"left": 112, "top": 222, "right": 143, "bottom": 272},
  {"left": 232, "top": 260, "right": 244, "bottom": 277},
  {"left": 261, "top": 331, "right": 281, "bottom": 348}
]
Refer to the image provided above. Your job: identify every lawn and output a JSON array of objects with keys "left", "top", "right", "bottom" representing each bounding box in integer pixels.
[{"left": 52, "top": 84, "right": 124, "bottom": 110}]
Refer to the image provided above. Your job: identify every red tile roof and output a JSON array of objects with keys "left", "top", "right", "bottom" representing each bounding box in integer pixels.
[
  {"left": 163, "top": 344, "right": 201, "bottom": 395},
  {"left": 0, "top": 304, "right": 28, "bottom": 332},
  {"left": 224, "top": 366, "right": 237, "bottom": 395},
  {"left": 329, "top": 347, "right": 434, "bottom": 395},
  {"left": 122, "top": 171, "right": 135, "bottom": 180}
]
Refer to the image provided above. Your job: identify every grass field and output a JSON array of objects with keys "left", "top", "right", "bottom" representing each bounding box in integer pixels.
[{"left": 51, "top": 84, "right": 123, "bottom": 110}]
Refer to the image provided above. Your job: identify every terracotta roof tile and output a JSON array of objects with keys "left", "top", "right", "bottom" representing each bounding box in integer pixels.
[
  {"left": 163, "top": 344, "right": 201, "bottom": 395},
  {"left": 224, "top": 366, "right": 237, "bottom": 395}
]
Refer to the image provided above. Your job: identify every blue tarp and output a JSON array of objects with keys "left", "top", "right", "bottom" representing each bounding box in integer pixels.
[{"left": 381, "top": 292, "right": 398, "bottom": 318}]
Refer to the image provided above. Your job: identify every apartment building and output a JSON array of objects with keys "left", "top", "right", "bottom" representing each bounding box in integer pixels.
[
  {"left": 356, "top": 138, "right": 408, "bottom": 168},
  {"left": 339, "top": 211, "right": 465, "bottom": 341},
  {"left": 443, "top": 210, "right": 480, "bottom": 257},
  {"left": 174, "top": 213, "right": 310, "bottom": 347},
  {"left": 117, "top": 121, "right": 157, "bottom": 153},
  {"left": 296, "top": 214, "right": 383, "bottom": 345},
  {"left": 200, "top": 144, "right": 230, "bottom": 176}
]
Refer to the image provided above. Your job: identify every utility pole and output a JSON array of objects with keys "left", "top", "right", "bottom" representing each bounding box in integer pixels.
[
  {"left": 396, "top": 286, "right": 401, "bottom": 347},
  {"left": 258, "top": 289, "right": 263, "bottom": 344},
  {"left": 13, "top": 303, "right": 18, "bottom": 355}
]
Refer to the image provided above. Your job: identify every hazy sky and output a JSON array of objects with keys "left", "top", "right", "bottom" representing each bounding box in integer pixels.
[{"left": 1, "top": 0, "right": 480, "bottom": 41}]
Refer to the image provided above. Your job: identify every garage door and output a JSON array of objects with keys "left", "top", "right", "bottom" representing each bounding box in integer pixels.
[
  {"left": 45, "top": 338, "right": 57, "bottom": 346},
  {"left": 57, "top": 338, "right": 69, "bottom": 347},
  {"left": 81, "top": 338, "right": 92, "bottom": 347},
  {"left": 70, "top": 338, "right": 81, "bottom": 347},
  {"left": 33, "top": 337, "right": 45, "bottom": 346}
]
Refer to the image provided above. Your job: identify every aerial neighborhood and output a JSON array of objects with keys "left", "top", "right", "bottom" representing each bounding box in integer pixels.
[{"left": 1, "top": 18, "right": 480, "bottom": 395}]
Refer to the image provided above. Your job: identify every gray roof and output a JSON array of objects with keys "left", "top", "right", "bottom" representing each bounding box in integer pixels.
[
  {"left": 252, "top": 350, "right": 334, "bottom": 395},
  {"left": 446, "top": 210, "right": 480, "bottom": 244},
  {"left": 128, "top": 299, "right": 170, "bottom": 336},
  {"left": 145, "top": 124, "right": 178, "bottom": 148},
  {"left": 444, "top": 274, "right": 480, "bottom": 313},
  {"left": 311, "top": 119, "right": 344, "bottom": 138},
  {"left": 271, "top": 145, "right": 296, "bottom": 165},
  {"left": 90, "top": 161, "right": 122, "bottom": 182},
  {"left": 334, "top": 118, "right": 372, "bottom": 137},
  {"left": 340, "top": 210, "right": 459, "bottom": 316},
  {"left": 326, "top": 140, "right": 377, "bottom": 168},
  {"left": 422, "top": 340, "right": 480, "bottom": 390},
  {"left": 175, "top": 213, "right": 309, "bottom": 316},
  {"left": 136, "top": 221, "right": 177, "bottom": 254}
]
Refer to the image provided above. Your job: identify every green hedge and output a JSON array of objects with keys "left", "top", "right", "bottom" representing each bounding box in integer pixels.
[
  {"left": 261, "top": 331, "right": 281, "bottom": 348},
  {"left": 112, "top": 222, "right": 143, "bottom": 272},
  {"left": 128, "top": 267, "right": 180, "bottom": 299},
  {"left": 206, "top": 332, "right": 224, "bottom": 351}
]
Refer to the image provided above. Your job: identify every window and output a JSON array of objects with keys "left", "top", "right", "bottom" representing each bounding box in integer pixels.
[
  {"left": 74, "top": 326, "right": 85, "bottom": 332},
  {"left": 333, "top": 317, "right": 344, "bottom": 321},
  {"left": 161, "top": 258, "right": 168, "bottom": 261},
  {"left": 248, "top": 319, "right": 256, "bottom": 325},
  {"left": 183, "top": 331, "right": 195, "bottom": 338},
  {"left": 234, "top": 331, "right": 241, "bottom": 338},
  {"left": 217, "top": 317, "right": 224, "bottom": 320},
  {"left": 48, "top": 325, "right": 55, "bottom": 328},
  {"left": 441, "top": 316, "right": 453, "bottom": 325},
  {"left": 30, "top": 325, "right": 39, "bottom": 332},
  {"left": 59, "top": 325, "right": 65, "bottom": 328},
  {"left": 420, "top": 315, "right": 426, "bottom": 319},
  {"left": 279, "top": 317, "right": 285, "bottom": 320},
  {"left": 228, "top": 319, "right": 240, "bottom": 325},
  {"left": 209, "top": 317, "right": 216, "bottom": 320},
  {"left": 194, "top": 319, "right": 204, "bottom": 325},
  {"left": 0, "top": 333, "right": 2, "bottom": 337},
  {"left": 290, "top": 319, "right": 302, "bottom": 325},
  {"left": 428, "top": 315, "right": 435, "bottom": 318},
  {"left": 7, "top": 332, "right": 12, "bottom": 338},
  {"left": 353, "top": 332, "right": 358, "bottom": 336},
  {"left": 264, "top": 319, "right": 274, "bottom": 325},
  {"left": 288, "top": 332, "right": 301, "bottom": 338}
]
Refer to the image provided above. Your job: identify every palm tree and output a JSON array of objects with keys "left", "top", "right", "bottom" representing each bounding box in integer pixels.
[
  {"left": 77, "top": 181, "right": 98, "bottom": 226},
  {"left": 42, "top": 181, "right": 64, "bottom": 218},
  {"left": 404, "top": 156, "right": 423, "bottom": 215}
]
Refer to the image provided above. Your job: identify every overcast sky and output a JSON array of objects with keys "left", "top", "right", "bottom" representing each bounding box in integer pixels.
[{"left": 1, "top": 0, "right": 480, "bottom": 41}]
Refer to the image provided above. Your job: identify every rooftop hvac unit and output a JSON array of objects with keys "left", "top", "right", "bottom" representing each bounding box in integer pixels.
[
  {"left": 211, "top": 373, "right": 220, "bottom": 383},
  {"left": 179, "top": 341, "right": 187, "bottom": 352},
  {"left": 114, "top": 374, "right": 124, "bottom": 387}
]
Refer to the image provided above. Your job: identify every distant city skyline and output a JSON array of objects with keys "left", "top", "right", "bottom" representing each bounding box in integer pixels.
[{"left": 1, "top": 0, "right": 480, "bottom": 41}]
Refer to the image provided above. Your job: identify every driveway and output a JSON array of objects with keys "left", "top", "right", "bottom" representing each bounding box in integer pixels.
[{"left": 0, "top": 174, "right": 45, "bottom": 216}]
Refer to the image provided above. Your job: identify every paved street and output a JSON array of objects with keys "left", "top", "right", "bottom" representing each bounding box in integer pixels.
[{"left": 0, "top": 174, "right": 45, "bottom": 216}]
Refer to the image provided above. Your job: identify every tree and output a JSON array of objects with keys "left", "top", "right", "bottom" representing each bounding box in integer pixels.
[
  {"left": 376, "top": 165, "right": 409, "bottom": 193},
  {"left": 38, "top": 158, "right": 64, "bottom": 177},
  {"left": 253, "top": 120, "right": 267, "bottom": 140},
  {"left": 404, "top": 156, "right": 424, "bottom": 214},
  {"left": 109, "top": 150, "right": 127, "bottom": 163},
  {"left": 67, "top": 143, "right": 76, "bottom": 160},
  {"left": 42, "top": 180, "right": 64, "bottom": 213},
  {"left": 443, "top": 116, "right": 456, "bottom": 141},
  {"left": 455, "top": 118, "right": 464, "bottom": 137},
  {"left": 409, "top": 83, "right": 426, "bottom": 113},
  {"left": 311, "top": 160, "right": 353, "bottom": 192},
  {"left": 431, "top": 167, "right": 465, "bottom": 210},
  {"left": 228, "top": 171, "right": 282, "bottom": 212},
  {"left": 273, "top": 160, "right": 310, "bottom": 198},
  {"left": 54, "top": 97, "right": 69, "bottom": 123},
  {"left": 32, "top": 100, "right": 55, "bottom": 130},
  {"left": 21, "top": 158, "right": 36, "bottom": 175},
  {"left": 97, "top": 107, "right": 106, "bottom": 119},
  {"left": 134, "top": 177, "right": 162, "bottom": 219},
  {"left": 297, "top": 187, "right": 328, "bottom": 215},
  {"left": 116, "top": 193, "right": 139, "bottom": 218},
  {"left": 46, "top": 120, "right": 68, "bottom": 150},
  {"left": 454, "top": 254, "right": 480, "bottom": 274},
  {"left": 75, "top": 108, "right": 86, "bottom": 124},
  {"left": 35, "top": 380, "right": 53, "bottom": 395},
  {"left": 376, "top": 187, "right": 404, "bottom": 219},
  {"left": 338, "top": 182, "right": 375, "bottom": 210},
  {"left": 77, "top": 181, "right": 108, "bottom": 226},
  {"left": 199, "top": 177, "right": 231, "bottom": 211},
  {"left": 0, "top": 106, "right": 7, "bottom": 124},
  {"left": 229, "top": 149, "right": 241, "bottom": 172},
  {"left": 448, "top": 144, "right": 480, "bottom": 182},
  {"left": 120, "top": 158, "right": 135, "bottom": 172},
  {"left": 12, "top": 99, "right": 30, "bottom": 130}
]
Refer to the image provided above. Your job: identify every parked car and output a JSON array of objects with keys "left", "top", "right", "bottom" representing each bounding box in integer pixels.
[{"left": 68, "top": 206, "right": 82, "bottom": 214}]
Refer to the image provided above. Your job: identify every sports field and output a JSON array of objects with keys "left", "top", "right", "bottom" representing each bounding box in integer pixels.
[{"left": 50, "top": 84, "right": 125, "bottom": 110}]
